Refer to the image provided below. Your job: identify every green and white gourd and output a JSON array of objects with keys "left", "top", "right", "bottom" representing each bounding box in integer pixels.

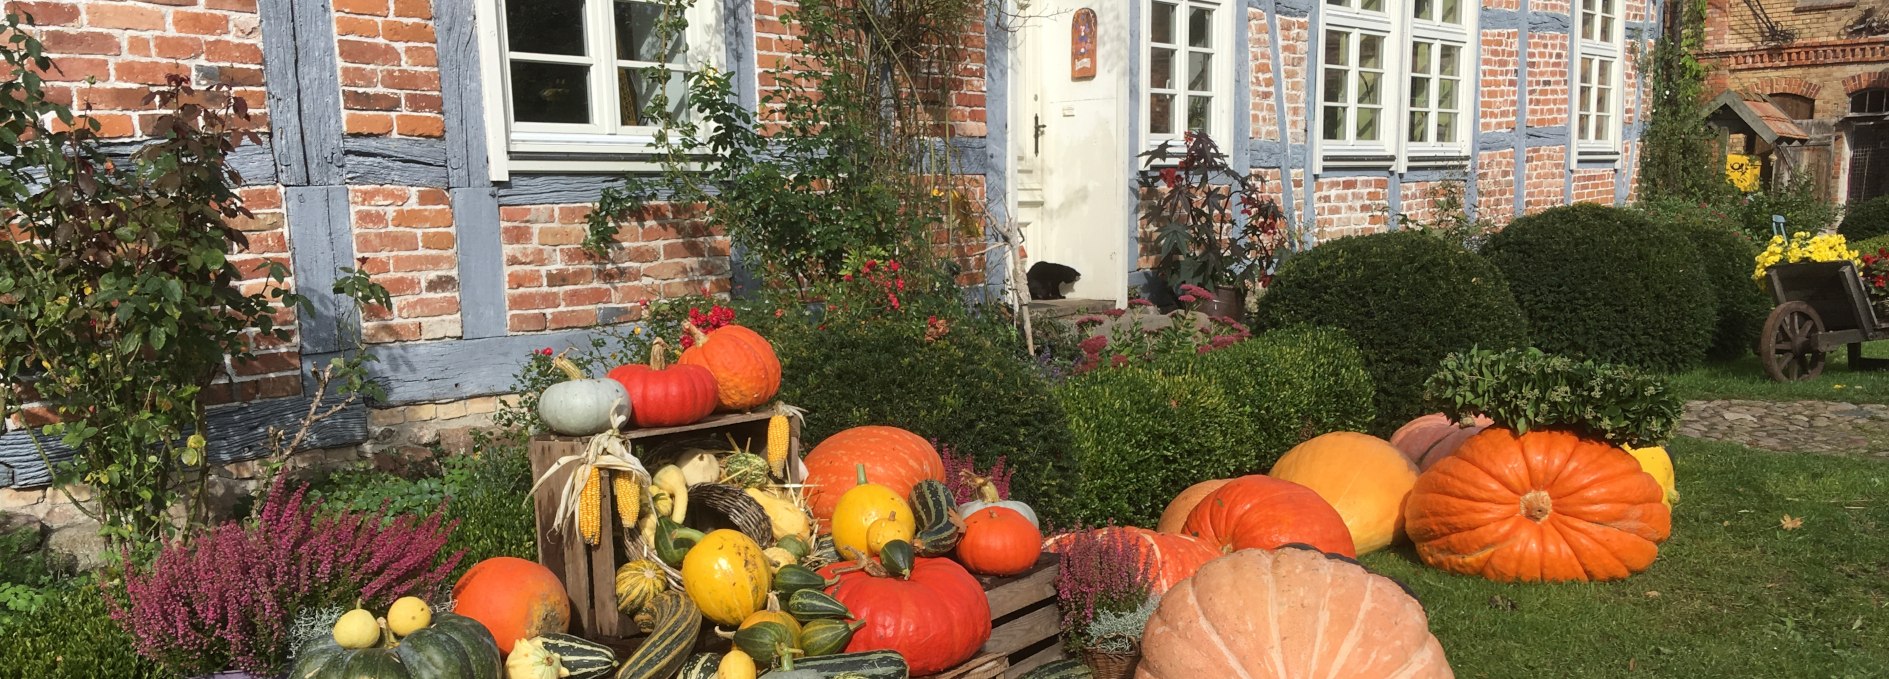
[{"left": 539, "top": 354, "right": 630, "bottom": 436}]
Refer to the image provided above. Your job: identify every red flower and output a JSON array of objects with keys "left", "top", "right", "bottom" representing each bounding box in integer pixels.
[
  {"left": 1179, "top": 283, "right": 1215, "bottom": 301},
  {"left": 1111, "top": 354, "right": 1130, "bottom": 367},
  {"left": 1129, "top": 298, "right": 1154, "bottom": 307},
  {"left": 1079, "top": 335, "right": 1109, "bottom": 355},
  {"left": 1103, "top": 308, "right": 1126, "bottom": 318},
  {"left": 1178, "top": 294, "right": 1197, "bottom": 303},
  {"left": 889, "top": 260, "right": 901, "bottom": 272},
  {"left": 540, "top": 347, "right": 554, "bottom": 356},
  {"left": 843, "top": 274, "right": 854, "bottom": 282}
]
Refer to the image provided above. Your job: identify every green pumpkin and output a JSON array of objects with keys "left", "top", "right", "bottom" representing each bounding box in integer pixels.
[
  {"left": 721, "top": 452, "right": 770, "bottom": 488},
  {"left": 288, "top": 612, "right": 501, "bottom": 679}
]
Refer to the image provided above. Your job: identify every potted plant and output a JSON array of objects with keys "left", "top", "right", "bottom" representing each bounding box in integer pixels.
[
  {"left": 1137, "top": 131, "right": 1292, "bottom": 319},
  {"left": 1053, "top": 528, "right": 1158, "bottom": 679}
]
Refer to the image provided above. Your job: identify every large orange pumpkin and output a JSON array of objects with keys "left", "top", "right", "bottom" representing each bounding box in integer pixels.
[
  {"left": 1390, "top": 413, "right": 1494, "bottom": 471},
  {"left": 1138, "top": 547, "right": 1452, "bottom": 679},
  {"left": 1403, "top": 428, "right": 1671, "bottom": 582},
  {"left": 1043, "top": 526, "right": 1219, "bottom": 594},
  {"left": 1156, "top": 478, "right": 1229, "bottom": 533},
  {"left": 452, "top": 557, "right": 571, "bottom": 655},
  {"left": 679, "top": 323, "right": 782, "bottom": 411},
  {"left": 1267, "top": 432, "right": 1418, "bottom": 555},
  {"left": 1180, "top": 475, "right": 1356, "bottom": 558},
  {"left": 803, "top": 426, "right": 945, "bottom": 527}
]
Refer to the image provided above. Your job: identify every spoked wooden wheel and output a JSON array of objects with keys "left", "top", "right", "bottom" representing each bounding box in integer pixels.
[{"left": 1760, "top": 301, "right": 1826, "bottom": 382}]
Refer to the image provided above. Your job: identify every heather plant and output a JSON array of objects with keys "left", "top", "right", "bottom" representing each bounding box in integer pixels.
[
  {"left": 941, "top": 443, "right": 1013, "bottom": 504},
  {"left": 109, "top": 482, "right": 463, "bottom": 676},
  {"left": 1052, "top": 528, "right": 1153, "bottom": 653}
]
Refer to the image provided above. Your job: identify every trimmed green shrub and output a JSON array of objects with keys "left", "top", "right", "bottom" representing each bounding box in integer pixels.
[
  {"left": 1156, "top": 325, "right": 1375, "bottom": 470},
  {"left": 1425, "top": 347, "right": 1683, "bottom": 447},
  {"left": 1854, "top": 233, "right": 1889, "bottom": 257},
  {"left": 764, "top": 309, "right": 1078, "bottom": 524},
  {"left": 1839, "top": 195, "right": 1889, "bottom": 243},
  {"left": 0, "top": 578, "right": 163, "bottom": 679},
  {"left": 1732, "top": 177, "right": 1839, "bottom": 243},
  {"left": 1055, "top": 366, "right": 1246, "bottom": 527},
  {"left": 1253, "top": 230, "right": 1530, "bottom": 432},
  {"left": 1637, "top": 198, "right": 1769, "bottom": 360},
  {"left": 1482, "top": 203, "right": 1717, "bottom": 372}
]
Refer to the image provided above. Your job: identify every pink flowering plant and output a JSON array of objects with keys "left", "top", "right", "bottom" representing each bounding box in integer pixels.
[
  {"left": 1067, "top": 290, "right": 1254, "bottom": 374},
  {"left": 1051, "top": 528, "right": 1154, "bottom": 653},
  {"left": 108, "top": 482, "right": 462, "bottom": 676},
  {"left": 941, "top": 443, "right": 1013, "bottom": 504}
]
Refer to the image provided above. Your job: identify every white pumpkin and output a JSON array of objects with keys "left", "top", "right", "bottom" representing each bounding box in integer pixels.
[{"left": 958, "top": 474, "right": 1038, "bottom": 528}]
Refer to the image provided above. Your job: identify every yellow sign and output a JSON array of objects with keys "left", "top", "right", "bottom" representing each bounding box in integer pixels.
[{"left": 1726, "top": 154, "right": 1760, "bottom": 192}]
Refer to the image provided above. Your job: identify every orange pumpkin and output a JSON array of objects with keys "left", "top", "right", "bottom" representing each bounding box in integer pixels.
[
  {"left": 1403, "top": 428, "right": 1671, "bottom": 582},
  {"left": 1267, "top": 432, "right": 1418, "bottom": 555},
  {"left": 1043, "top": 526, "right": 1219, "bottom": 594},
  {"left": 955, "top": 507, "right": 1042, "bottom": 576},
  {"left": 1156, "top": 478, "right": 1230, "bottom": 533},
  {"left": 451, "top": 557, "right": 571, "bottom": 655},
  {"left": 1139, "top": 547, "right": 1452, "bottom": 679},
  {"left": 1180, "top": 475, "right": 1356, "bottom": 558},
  {"left": 1390, "top": 413, "right": 1494, "bottom": 471},
  {"left": 803, "top": 426, "right": 945, "bottom": 527},
  {"left": 680, "top": 323, "right": 782, "bottom": 411}
]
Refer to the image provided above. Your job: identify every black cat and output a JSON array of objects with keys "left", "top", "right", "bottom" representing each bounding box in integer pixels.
[{"left": 1027, "top": 261, "right": 1082, "bottom": 300}]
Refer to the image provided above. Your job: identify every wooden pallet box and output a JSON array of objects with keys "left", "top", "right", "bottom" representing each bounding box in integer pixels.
[
  {"left": 528, "top": 409, "right": 804, "bottom": 641},
  {"left": 937, "top": 554, "right": 1067, "bottom": 679}
]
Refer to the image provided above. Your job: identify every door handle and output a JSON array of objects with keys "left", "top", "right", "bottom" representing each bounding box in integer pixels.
[{"left": 1034, "top": 115, "right": 1047, "bottom": 155}]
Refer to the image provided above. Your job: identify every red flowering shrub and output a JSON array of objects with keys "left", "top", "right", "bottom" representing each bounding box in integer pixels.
[
  {"left": 679, "top": 305, "right": 737, "bottom": 347},
  {"left": 108, "top": 483, "right": 462, "bottom": 676},
  {"left": 1863, "top": 248, "right": 1889, "bottom": 319}
]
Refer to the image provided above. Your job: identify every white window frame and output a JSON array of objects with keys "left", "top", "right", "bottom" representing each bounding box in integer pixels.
[
  {"left": 1572, "top": 0, "right": 1624, "bottom": 160},
  {"left": 1140, "top": 0, "right": 1235, "bottom": 152},
  {"left": 1316, "top": 6, "right": 1397, "bottom": 166},
  {"left": 475, "top": 0, "right": 725, "bottom": 179},
  {"left": 1404, "top": 0, "right": 1472, "bottom": 161}
]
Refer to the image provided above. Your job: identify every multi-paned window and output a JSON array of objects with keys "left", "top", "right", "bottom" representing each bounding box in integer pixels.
[
  {"left": 1574, "top": 0, "right": 1622, "bottom": 153},
  {"left": 1406, "top": 0, "right": 1469, "bottom": 154},
  {"left": 480, "top": 0, "right": 722, "bottom": 173},
  {"left": 1319, "top": 0, "right": 1395, "bottom": 156},
  {"left": 1146, "top": 0, "right": 1226, "bottom": 140}
]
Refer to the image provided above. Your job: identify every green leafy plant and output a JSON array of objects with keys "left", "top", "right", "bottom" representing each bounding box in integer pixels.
[
  {"left": 1395, "top": 179, "right": 1500, "bottom": 251},
  {"left": 1637, "top": 198, "right": 1770, "bottom": 360},
  {"left": 1424, "top": 347, "right": 1683, "bottom": 446},
  {"left": 1253, "top": 230, "right": 1530, "bottom": 432},
  {"left": 0, "top": 577, "right": 163, "bottom": 679},
  {"left": 1156, "top": 325, "right": 1376, "bottom": 471},
  {"left": 1838, "top": 195, "right": 1889, "bottom": 243},
  {"left": 1138, "top": 131, "right": 1291, "bottom": 291},
  {"left": 1638, "top": 0, "right": 1722, "bottom": 203},
  {"left": 1481, "top": 203, "right": 1717, "bottom": 373},
  {"left": 1055, "top": 365, "right": 1247, "bottom": 527}
]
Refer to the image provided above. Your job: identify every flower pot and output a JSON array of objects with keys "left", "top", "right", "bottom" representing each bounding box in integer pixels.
[
  {"left": 1191, "top": 286, "right": 1244, "bottom": 320},
  {"left": 1081, "top": 649, "right": 1143, "bottom": 679}
]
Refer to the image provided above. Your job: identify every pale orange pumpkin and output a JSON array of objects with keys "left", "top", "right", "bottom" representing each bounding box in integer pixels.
[
  {"left": 803, "top": 426, "right": 945, "bottom": 527},
  {"left": 451, "top": 557, "right": 571, "bottom": 655},
  {"left": 1267, "top": 432, "right": 1419, "bottom": 554},
  {"left": 1042, "top": 526, "right": 1219, "bottom": 594},
  {"left": 680, "top": 323, "right": 782, "bottom": 411},
  {"left": 1403, "top": 428, "right": 1671, "bottom": 583},
  {"left": 1390, "top": 413, "right": 1494, "bottom": 471},
  {"left": 1156, "top": 478, "right": 1229, "bottom": 533},
  {"left": 1138, "top": 547, "right": 1452, "bottom": 679}
]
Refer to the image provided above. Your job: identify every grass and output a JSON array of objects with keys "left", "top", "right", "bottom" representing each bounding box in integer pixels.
[
  {"left": 1671, "top": 340, "right": 1889, "bottom": 405},
  {"left": 1360, "top": 437, "right": 1889, "bottom": 678}
]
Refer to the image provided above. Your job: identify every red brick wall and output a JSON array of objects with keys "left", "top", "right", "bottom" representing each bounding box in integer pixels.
[
  {"left": 333, "top": 0, "right": 442, "bottom": 138},
  {"left": 500, "top": 204, "right": 731, "bottom": 334}
]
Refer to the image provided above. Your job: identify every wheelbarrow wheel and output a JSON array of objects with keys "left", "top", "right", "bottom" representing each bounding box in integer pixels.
[{"left": 1760, "top": 301, "right": 1826, "bottom": 382}]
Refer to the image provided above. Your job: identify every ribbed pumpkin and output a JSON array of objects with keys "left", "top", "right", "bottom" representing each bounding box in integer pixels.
[
  {"left": 452, "top": 557, "right": 570, "bottom": 656},
  {"left": 1403, "top": 428, "right": 1671, "bottom": 582},
  {"left": 288, "top": 612, "right": 502, "bottom": 679},
  {"left": 1042, "top": 526, "right": 1218, "bottom": 594},
  {"left": 607, "top": 338, "right": 719, "bottom": 428},
  {"left": 679, "top": 324, "right": 782, "bottom": 411},
  {"left": 680, "top": 529, "right": 773, "bottom": 626},
  {"left": 1180, "top": 475, "right": 1357, "bottom": 558},
  {"left": 803, "top": 426, "right": 945, "bottom": 527},
  {"left": 1390, "top": 413, "right": 1494, "bottom": 471},
  {"left": 817, "top": 556, "right": 991, "bottom": 676},
  {"left": 955, "top": 507, "right": 1042, "bottom": 576},
  {"left": 1267, "top": 432, "right": 1419, "bottom": 554},
  {"left": 1156, "top": 478, "right": 1229, "bottom": 533},
  {"left": 1138, "top": 547, "right": 1452, "bottom": 679}
]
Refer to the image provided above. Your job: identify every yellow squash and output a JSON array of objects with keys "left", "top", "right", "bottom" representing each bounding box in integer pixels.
[
  {"left": 830, "top": 465, "right": 914, "bottom": 560},
  {"left": 744, "top": 487, "right": 813, "bottom": 542},
  {"left": 1623, "top": 444, "right": 1678, "bottom": 507},
  {"left": 680, "top": 529, "right": 772, "bottom": 626}
]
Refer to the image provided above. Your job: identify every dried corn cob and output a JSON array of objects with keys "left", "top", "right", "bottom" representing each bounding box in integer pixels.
[
  {"left": 613, "top": 471, "right": 642, "bottom": 529},
  {"left": 767, "top": 407, "right": 791, "bottom": 477},
  {"left": 578, "top": 467, "right": 602, "bottom": 546}
]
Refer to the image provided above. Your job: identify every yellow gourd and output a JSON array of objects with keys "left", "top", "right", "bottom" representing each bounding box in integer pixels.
[
  {"left": 762, "top": 547, "right": 798, "bottom": 569},
  {"left": 680, "top": 529, "right": 773, "bottom": 626},
  {"left": 718, "top": 649, "right": 758, "bottom": 679},
  {"left": 385, "top": 596, "right": 432, "bottom": 637},
  {"left": 744, "top": 487, "right": 813, "bottom": 542},
  {"left": 506, "top": 636, "right": 570, "bottom": 679},
  {"left": 865, "top": 518, "right": 914, "bottom": 556},
  {"left": 830, "top": 465, "right": 914, "bottom": 560},
  {"left": 1623, "top": 444, "right": 1678, "bottom": 507},
  {"left": 331, "top": 608, "right": 382, "bottom": 649},
  {"left": 739, "top": 609, "right": 804, "bottom": 644}
]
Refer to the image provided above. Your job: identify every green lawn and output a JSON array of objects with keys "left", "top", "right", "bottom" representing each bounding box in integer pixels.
[
  {"left": 1671, "top": 340, "right": 1889, "bottom": 405},
  {"left": 1360, "top": 438, "right": 1889, "bottom": 678}
]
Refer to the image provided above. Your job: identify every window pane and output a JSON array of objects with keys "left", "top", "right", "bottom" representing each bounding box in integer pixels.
[
  {"left": 1322, "top": 67, "right": 1347, "bottom": 103},
  {"left": 1151, "top": 48, "right": 1176, "bottom": 89},
  {"left": 1441, "top": 0, "right": 1460, "bottom": 23},
  {"left": 1357, "top": 106, "right": 1379, "bottom": 141},
  {"left": 616, "top": 1, "right": 681, "bottom": 63},
  {"left": 1412, "top": 42, "right": 1431, "bottom": 75},
  {"left": 1326, "top": 0, "right": 1350, "bottom": 7},
  {"left": 1410, "top": 77, "right": 1430, "bottom": 108},
  {"left": 1361, "top": 0, "right": 1383, "bottom": 11},
  {"left": 511, "top": 61, "right": 590, "bottom": 123},
  {"left": 1187, "top": 95, "right": 1211, "bottom": 131},
  {"left": 1188, "top": 51, "right": 1212, "bottom": 91},
  {"left": 1359, "top": 35, "right": 1382, "bottom": 70},
  {"left": 508, "top": 0, "right": 586, "bottom": 56},
  {"left": 1414, "top": 0, "right": 1434, "bottom": 20},
  {"left": 1437, "top": 112, "right": 1456, "bottom": 142},
  {"left": 620, "top": 67, "right": 686, "bottom": 126},
  {"left": 1324, "top": 30, "right": 1348, "bottom": 66},
  {"left": 1151, "top": 94, "right": 1175, "bottom": 134},
  {"left": 1600, "top": 16, "right": 1615, "bottom": 40},
  {"left": 1323, "top": 106, "right": 1346, "bottom": 140},
  {"left": 1440, "top": 45, "right": 1460, "bottom": 75},
  {"left": 1437, "top": 78, "right": 1457, "bottom": 111},
  {"left": 1189, "top": 7, "right": 1213, "bottom": 48},
  {"left": 1409, "top": 110, "right": 1429, "bottom": 142},
  {"left": 1358, "top": 71, "right": 1380, "bottom": 105},
  {"left": 1153, "top": 2, "right": 1177, "bottom": 44}
]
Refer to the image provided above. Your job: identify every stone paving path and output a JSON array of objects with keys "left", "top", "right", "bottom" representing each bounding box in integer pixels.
[{"left": 1678, "top": 399, "right": 1889, "bottom": 459}]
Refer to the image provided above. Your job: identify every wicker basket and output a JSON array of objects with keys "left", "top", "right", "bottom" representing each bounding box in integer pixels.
[{"left": 1080, "top": 634, "right": 1142, "bottom": 679}]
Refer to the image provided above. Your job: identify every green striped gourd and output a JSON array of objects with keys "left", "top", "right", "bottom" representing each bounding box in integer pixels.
[
  {"left": 533, "top": 633, "right": 616, "bottom": 679},
  {"left": 732, "top": 621, "right": 799, "bottom": 668},
  {"left": 797, "top": 618, "right": 863, "bottom": 657},
  {"left": 676, "top": 652, "right": 722, "bottom": 679},
  {"left": 768, "top": 650, "right": 910, "bottom": 679},
  {"left": 614, "top": 591, "right": 702, "bottom": 679},
  {"left": 910, "top": 479, "right": 963, "bottom": 557},
  {"left": 771, "top": 564, "right": 834, "bottom": 598},
  {"left": 1017, "top": 658, "right": 1095, "bottom": 678},
  {"left": 785, "top": 588, "right": 850, "bottom": 621}
]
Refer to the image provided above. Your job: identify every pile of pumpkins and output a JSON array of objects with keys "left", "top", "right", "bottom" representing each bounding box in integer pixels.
[
  {"left": 538, "top": 321, "right": 784, "bottom": 437},
  {"left": 1044, "top": 414, "right": 1679, "bottom": 678},
  {"left": 403, "top": 424, "right": 1043, "bottom": 679}
]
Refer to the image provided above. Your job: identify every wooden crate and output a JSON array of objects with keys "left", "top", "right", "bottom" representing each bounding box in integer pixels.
[
  {"left": 529, "top": 409, "right": 804, "bottom": 641},
  {"left": 936, "top": 554, "right": 1066, "bottom": 679}
]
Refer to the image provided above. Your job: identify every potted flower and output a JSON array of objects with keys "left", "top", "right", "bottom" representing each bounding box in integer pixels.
[
  {"left": 1751, "top": 231, "right": 1861, "bottom": 286},
  {"left": 1137, "top": 131, "right": 1292, "bottom": 319},
  {"left": 1053, "top": 528, "right": 1157, "bottom": 679},
  {"left": 1860, "top": 246, "right": 1889, "bottom": 322}
]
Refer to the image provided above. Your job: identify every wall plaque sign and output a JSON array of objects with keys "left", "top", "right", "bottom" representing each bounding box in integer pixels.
[{"left": 1072, "top": 8, "right": 1097, "bottom": 80}]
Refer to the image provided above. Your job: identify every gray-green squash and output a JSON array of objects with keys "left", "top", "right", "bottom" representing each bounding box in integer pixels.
[{"left": 287, "top": 612, "right": 501, "bottom": 679}]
